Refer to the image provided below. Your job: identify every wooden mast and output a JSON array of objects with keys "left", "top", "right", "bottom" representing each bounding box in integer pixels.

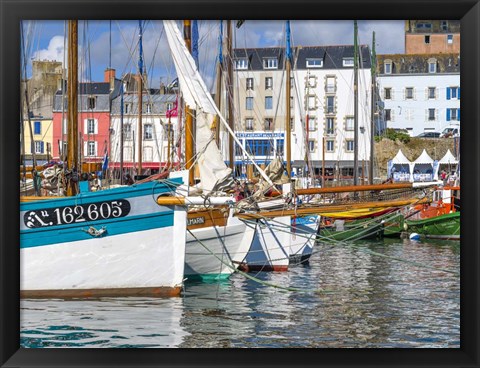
[
  {"left": 119, "top": 83, "right": 124, "bottom": 184},
  {"left": 183, "top": 20, "right": 195, "bottom": 186},
  {"left": 353, "top": 20, "right": 359, "bottom": 187},
  {"left": 369, "top": 31, "right": 376, "bottom": 185},
  {"left": 213, "top": 21, "right": 223, "bottom": 146},
  {"left": 226, "top": 20, "right": 235, "bottom": 172},
  {"left": 285, "top": 20, "right": 292, "bottom": 179},
  {"left": 66, "top": 20, "right": 78, "bottom": 196},
  {"left": 136, "top": 20, "right": 144, "bottom": 176}
]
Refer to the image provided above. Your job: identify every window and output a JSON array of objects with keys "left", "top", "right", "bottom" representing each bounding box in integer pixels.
[
  {"left": 124, "top": 103, "right": 131, "bottom": 114},
  {"left": 326, "top": 96, "right": 335, "bottom": 114},
  {"left": 307, "top": 75, "right": 317, "bottom": 88},
  {"left": 326, "top": 117, "right": 335, "bottom": 135},
  {"left": 235, "top": 58, "right": 248, "bottom": 70},
  {"left": 384, "top": 88, "right": 392, "bottom": 100},
  {"left": 144, "top": 124, "right": 153, "bottom": 140},
  {"left": 34, "top": 121, "right": 41, "bottom": 135},
  {"left": 87, "top": 96, "right": 96, "bottom": 109},
  {"left": 424, "top": 35, "right": 430, "bottom": 44},
  {"left": 246, "top": 139, "right": 273, "bottom": 156},
  {"left": 263, "top": 58, "right": 278, "bottom": 69},
  {"left": 86, "top": 141, "right": 96, "bottom": 156},
  {"left": 405, "top": 87, "right": 414, "bottom": 99},
  {"left": 34, "top": 141, "right": 44, "bottom": 154},
  {"left": 385, "top": 109, "right": 392, "bottom": 121},
  {"left": 246, "top": 78, "right": 254, "bottom": 90},
  {"left": 325, "top": 76, "right": 336, "bottom": 93},
  {"left": 166, "top": 102, "right": 174, "bottom": 111},
  {"left": 264, "top": 118, "right": 273, "bottom": 131},
  {"left": 346, "top": 140, "right": 354, "bottom": 152},
  {"left": 306, "top": 58, "right": 323, "bottom": 68},
  {"left": 343, "top": 57, "right": 354, "bottom": 67},
  {"left": 447, "top": 34, "right": 453, "bottom": 44},
  {"left": 246, "top": 97, "right": 254, "bottom": 110},
  {"left": 265, "top": 96, "right": 273, "bottom": 110},
  {"left": 428, "top": 87, "right": 436, "bottom": 99},
  {"left": 307, "top": 95, "right": 316, "bottom": 110},
  {"left": 307, "top": 116, "right": 316, "bottom": 131},
  {"left": 441, "top": 21, "right": 448, "bottom": 31},
  {"left": 428, "top": 108, "right": 436, "bottom": 121},
  {"left": 124, "top": 123, "right": 132, "bottom": 140},
  {"left": 326, "top": 140, "right": 334, "bottom": 152},
  {"left": 447, "top": 108, "right": 460, "bottom": 121},
  {"left": 384, "top": 61, "right": 392, "bottom": 74},
  {"left": 245, "top": 118, "right": 254, "bottom": 131},
  {"left": 308, "top": 139, "right": 315, "bottom": 152},
  {"left": 87, "top": 119, "right": 96, "bottom": 134},
  {"left": 143, "top": 146, "right": 153, "bottom": 161},
  {"left": 447, "top": 87, "right": 460, "bottom": 100},
  {"left": 265, "top": 77, "right": 273, "bottom": 90},
  {"left": 417, "top": 22, "right": 432, "bottom": 30},
  {"left": 276, "top": 140, "right": 284, "bottom": 155},
  {"left": 428, "top": 58, "right": 437, "bottom": 73},
  {"left": 345, "top": 116, "right": 354, "bottom": 131},
  {"left": 145, "top": 103, "right": 152, "bottom": 114}
]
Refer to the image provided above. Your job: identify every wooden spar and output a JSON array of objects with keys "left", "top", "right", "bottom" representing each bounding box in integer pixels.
[
  {"left": 213, "top": 21, "right": 223, "bottom": 146},
  {"left": 235, "top": 197, "right": 430, "bottom": 220},
  {"left": 66, "top": 20, "right": 78, "bottom": 197},
  {"left": 183, "top": 20, "right": 195, "bottom": 186},
  {"left": 157, "top": 196, "right": 234, "bottom": 206},
  {"left": 369, "top": 31, "right": 376, "bottom": 185},
  {"left": 226, "top": 20, "right": 234, "bottom": 171},
  {"left": 136, "top": 20, "right": 144, "bottom": 175},
  {"left": 120, "top": 84, "right": 124, "bottom": 184},
  {"left": 353, "top": 20, "right": 359, "bottom": 186},
  {"left": 285, "top": 20, "right": 292, "bottom": 179}
]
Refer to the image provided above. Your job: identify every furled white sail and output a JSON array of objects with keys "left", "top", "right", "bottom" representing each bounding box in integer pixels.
[{"left": 163, "top": 20, "right": 232, "bottom": 193}]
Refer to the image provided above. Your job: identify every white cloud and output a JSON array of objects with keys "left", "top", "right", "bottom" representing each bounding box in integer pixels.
[{"left": 33, "top": 35, "right": 66, "bottom": 62}]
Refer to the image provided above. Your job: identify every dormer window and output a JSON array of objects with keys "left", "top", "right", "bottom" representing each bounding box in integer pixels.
[
  {"left": 428, "top": 58, "right": 437, "bottom": 73},
  {"left": 306, "top": 58, "right": 323, "bottom": 68},
  {"left": 235, "top": 58, "right": 248, "bottom": 70},
  {"left": 343, "top": 57, "right": 354, "bottom": 67},
  {"left": 87, "top": 96, "right": 96, "bottom": 109},
  {"left": 447, "top": 34, "right": 454, "bottom": 44},
  {"left": 263, "top": 58, "right": 278, "bottom": 69},
  {"left": 384, "top": 60, "right": 392, "bottom": 74}
]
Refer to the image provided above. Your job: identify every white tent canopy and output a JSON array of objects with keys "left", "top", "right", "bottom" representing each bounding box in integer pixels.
[
  {"left": 438, "top": 149, "right": 458, "bottom": 164},
  {"left": 413, "top": 149, "right": 434, "bottom": 164},
  {"left": 391, "top": 149, "right": 411, "bottom": 164},
  {"left": 387, "top": 149, "right": 412, "bottom": 182}
]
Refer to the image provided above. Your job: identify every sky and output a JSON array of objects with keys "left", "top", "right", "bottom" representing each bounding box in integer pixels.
[{"left": 21, "top": 20, "right": 405, "bottom": 90}]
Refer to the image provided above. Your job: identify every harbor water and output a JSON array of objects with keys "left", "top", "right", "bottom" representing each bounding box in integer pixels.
[{"left": 20, "top": 237, "right": 460, "bottom": 348}]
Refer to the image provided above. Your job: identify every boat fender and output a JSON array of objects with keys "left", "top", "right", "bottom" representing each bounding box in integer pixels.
[
  {"left": 409, "top": 233, "right": 421, "bottom": 241},
  {"left": 403, "top": 223, "right": 408, "bottom": 231}
]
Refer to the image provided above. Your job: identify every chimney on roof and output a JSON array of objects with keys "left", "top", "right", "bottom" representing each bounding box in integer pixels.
[{"left": 104, "top": 68, "right": 116, "bottom": 91}]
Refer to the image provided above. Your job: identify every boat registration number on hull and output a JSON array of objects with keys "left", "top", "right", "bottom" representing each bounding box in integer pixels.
[{"left": 24, "top": 200, "right": 131, "bottom": 228}]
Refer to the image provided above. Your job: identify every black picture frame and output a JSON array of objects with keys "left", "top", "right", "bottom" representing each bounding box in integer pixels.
[{"left": 1, "top": 0, "right": 478, "bottom": 367}]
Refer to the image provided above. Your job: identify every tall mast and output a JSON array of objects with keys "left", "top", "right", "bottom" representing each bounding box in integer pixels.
[
  {"left": 183, "top": 20, "right": 195, "bottom": 186},
  {"left": 213, "top": 21, "right": 223, "bottom": 146},
  {"left": 369, "top": 31, "right": 376, "bottom": 185},
  {"left": 285, "top": 20, "right": 292, "bottom": 179},
  {"left": 119, "top": 83, "right": 124, "bottom": 184},
  {"left": 136, "top": 20, "right": 144, "bottom": 175},
  {"left": 67, "top": 20, "right": 78, "bottom": 196},
  {"left": 226, "top": 20, "right": 234, "bottom": 172},
  {"left": 353, "top": 20, "right": 359, "bottom": 186}
]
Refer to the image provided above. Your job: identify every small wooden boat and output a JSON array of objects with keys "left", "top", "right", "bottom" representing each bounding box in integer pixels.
[{"left": 404, "top": 212, "right": 460, "bottom": 240}]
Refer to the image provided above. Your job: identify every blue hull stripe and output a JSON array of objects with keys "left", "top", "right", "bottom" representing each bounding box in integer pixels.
[
  {"left": 20, "top": 211, "right": 174, "bottom": 248},
  {"left": 21, "top": 179, "right": 182, "bottom": 211}
]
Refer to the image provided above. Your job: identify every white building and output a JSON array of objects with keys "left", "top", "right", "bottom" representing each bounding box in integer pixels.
[
  {"left": 110, "top": 92, "right": 178, "bottom": 175},
  {"left": 377, "top": 53, "right": 460, "bottom": 137},
  {"left": 232, "top": 45, "right": 373, "bottom": 180}
]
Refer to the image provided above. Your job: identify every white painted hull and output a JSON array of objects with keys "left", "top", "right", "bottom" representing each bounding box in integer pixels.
[
  {"left": 289, "top": 217, "right": 319, "bottom": 265},
  {"left": 242, "top": 216, "right": 291, "bottom": 271},
  {"left": 185, "top": 215, "right": 252, "bottom": 278}
]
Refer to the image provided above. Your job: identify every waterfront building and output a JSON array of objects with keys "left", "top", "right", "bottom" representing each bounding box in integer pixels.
[
  {"left": 21, "top": 60, "right": 63, "bottom": 166},
  {"left": 52, "top": 69, "right": 122, "bottom": 167},
  {"left": 405, "top": 20, "right": 460, "bottom": 55},
  {"left": 231, "top": 45, "right": 373, "bottom": 180},
  {"left": 376, "top": 53, "right": 460, "bottom": 137}
]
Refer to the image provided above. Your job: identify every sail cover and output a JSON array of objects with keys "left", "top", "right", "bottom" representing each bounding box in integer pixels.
[{"left": 163, "top": 20, "right": 232, "bottom": 193}]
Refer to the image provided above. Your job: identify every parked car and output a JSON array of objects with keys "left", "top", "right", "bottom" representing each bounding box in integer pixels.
[
  {"left": 416, "top": 132, "right": 440, "bottom": 138},
  {"left": 440, "top": 124, "right": 460, "bottom": 138}
]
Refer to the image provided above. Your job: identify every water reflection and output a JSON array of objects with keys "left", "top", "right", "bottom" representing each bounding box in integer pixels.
[{"left": 21, "top": 238, "right": 460, "bottom": 348}]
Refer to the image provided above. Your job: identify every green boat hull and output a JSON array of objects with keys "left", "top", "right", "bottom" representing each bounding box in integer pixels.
[
  {"left": 319, "top": 218, "right": 384, "bottom": 242},
  {"left": 405, "top": 212, "right": 460, "bottom": 240}
]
